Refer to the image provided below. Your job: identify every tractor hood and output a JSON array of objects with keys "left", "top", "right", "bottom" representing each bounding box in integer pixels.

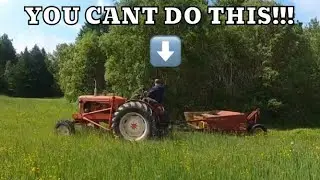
[{"left": 78, "top": 95, "right": 127, "bottom": 102}]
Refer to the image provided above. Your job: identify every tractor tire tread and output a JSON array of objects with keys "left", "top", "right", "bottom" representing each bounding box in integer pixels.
[{"left": 55, "top": 119, "right": 76, "bottom": 134}]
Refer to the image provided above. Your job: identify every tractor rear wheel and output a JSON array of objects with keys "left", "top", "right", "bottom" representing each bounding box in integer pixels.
[
  {"left": 55, "top": 120, "right": 75, "bottom": 135},
  {"left": 112, "top": 101, "right": 156, "bottom": 141}
]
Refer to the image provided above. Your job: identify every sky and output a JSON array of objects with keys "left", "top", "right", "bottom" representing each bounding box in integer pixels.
[{"left": 0, "top": 0, "right": 319, "bottom": 53}]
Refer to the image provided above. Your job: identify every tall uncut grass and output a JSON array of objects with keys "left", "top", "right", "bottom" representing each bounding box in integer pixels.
[{"left": 0, "top": 96, "right": 320, "bottom": 180}]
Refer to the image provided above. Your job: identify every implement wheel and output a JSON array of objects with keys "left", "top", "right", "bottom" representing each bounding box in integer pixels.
[
  {"left": 249, "top": 124, "right": 267, "bottom": 136},
  {"left": 55, "top": 120, "right": 75, "bottom": 135},
  {"left": 112, "top": 101, "right": 156, "bottom": 141}
]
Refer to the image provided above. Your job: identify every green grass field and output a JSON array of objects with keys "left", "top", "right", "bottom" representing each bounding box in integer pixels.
[{"left": 1, "top": 96, "right": 320, "bottom": 180}]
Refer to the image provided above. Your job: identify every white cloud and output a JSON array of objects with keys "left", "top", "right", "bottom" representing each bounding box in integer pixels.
[
  {"left": 97, "top": 0, "right": 104, "bottom": 6},
  {"left": 14, "top": 36, "right": 73, "bottom": 54},
  {"left": 5, "top": 0, "right": 116, "bottom": 53},
  {"left": 61, "top": 23, "right": 83, "bottom": 32},
  {"left": 97, "top": 0, "right": 113, "bottom": 7},
  {"left": 13, "top": 27, "right": 75, "bottom": 53},
  {"left": 0, "top": 0, "right": 8, "bottom": 6},
  {"left": 291, "top": 0, "right": 320, "bottom": 22}
]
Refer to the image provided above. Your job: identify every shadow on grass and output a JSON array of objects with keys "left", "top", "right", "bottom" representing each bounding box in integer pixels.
[{"left": 260, "top": 118, "right": 320, "bottom": 131}]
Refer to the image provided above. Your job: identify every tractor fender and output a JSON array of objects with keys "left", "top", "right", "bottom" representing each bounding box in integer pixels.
[{"left": 125, "top": 99, "right": 158, "bottom": 117}]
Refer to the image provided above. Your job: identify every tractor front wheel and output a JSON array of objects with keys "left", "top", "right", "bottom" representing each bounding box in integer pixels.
[
  {"left": 112, "top": 101, "right": 156, "bottom": 141},
  {"left": 55, "top": 120, "right": 75, "bottom": 135}
]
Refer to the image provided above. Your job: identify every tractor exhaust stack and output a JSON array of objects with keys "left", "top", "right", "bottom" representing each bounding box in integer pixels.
[{"left": 94, "top": 79, "right": 97, "bottom": 96}]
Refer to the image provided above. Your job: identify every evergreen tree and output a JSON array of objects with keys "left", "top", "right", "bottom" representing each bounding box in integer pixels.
[{"left": 0, "top": 34, "right": 17, "bottom": 93}]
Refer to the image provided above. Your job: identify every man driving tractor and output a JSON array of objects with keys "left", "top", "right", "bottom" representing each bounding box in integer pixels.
[
  {"left": 144, "top": 79, "right": 170, "bottom": 125},
  {"left": 146, "top": 79, "right": 165, "bottom": 104}
]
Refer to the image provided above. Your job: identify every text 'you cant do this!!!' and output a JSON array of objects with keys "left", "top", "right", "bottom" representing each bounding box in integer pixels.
[{"left": 24, "top": 6, "right": 295, "bottom": 26}]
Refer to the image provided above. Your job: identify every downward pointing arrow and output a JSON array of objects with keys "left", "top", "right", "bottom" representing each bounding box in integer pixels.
[{"left": 157, "top": 41, "right": 174, "bottom": 61}]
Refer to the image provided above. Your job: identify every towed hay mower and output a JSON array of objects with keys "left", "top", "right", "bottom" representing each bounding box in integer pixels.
[
  {"left": 55, "top": 92, "right": 267, "bottom": 141},
  {"left": 184, "top": 108, "right": 267, "bottom": 135}
]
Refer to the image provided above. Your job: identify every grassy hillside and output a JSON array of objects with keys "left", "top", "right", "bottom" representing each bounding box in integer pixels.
[{"left": 0, "top": 96, "right": 320, "bottom": 180}]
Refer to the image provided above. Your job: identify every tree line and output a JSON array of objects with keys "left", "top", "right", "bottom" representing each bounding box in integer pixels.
[
  {"left": 0, "top": 34, "right": 61, "bottom": 97},
  {"left": 1, "top": 0, "right": 320, "bottom": 127}
]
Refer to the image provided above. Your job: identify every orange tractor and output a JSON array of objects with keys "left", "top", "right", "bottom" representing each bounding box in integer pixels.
[{"left": 55, "top": 91, "right": 171, "bottom": 141}]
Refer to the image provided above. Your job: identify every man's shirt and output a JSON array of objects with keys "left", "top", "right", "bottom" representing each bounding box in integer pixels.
[{"left": 147, "top": 84, "right": 164, "bottom": 103}]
